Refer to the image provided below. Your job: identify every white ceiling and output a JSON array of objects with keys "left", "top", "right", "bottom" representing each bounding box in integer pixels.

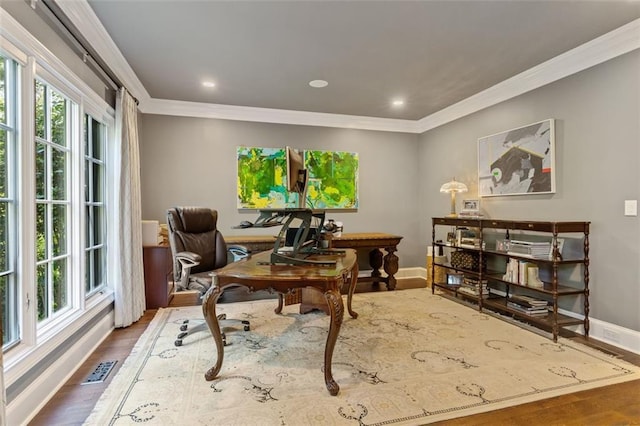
[{"left": 58, "top": 1, "right": 640, "bottom": 132}]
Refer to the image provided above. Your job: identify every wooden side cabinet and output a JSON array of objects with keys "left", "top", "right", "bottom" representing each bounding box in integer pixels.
[{"left": 143, "top": 245, "right": 174, "bottom": 309}]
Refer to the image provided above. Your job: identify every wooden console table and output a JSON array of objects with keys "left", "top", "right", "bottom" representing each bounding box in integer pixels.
[
  {"left": 330, "top": 232, "right": 402, "bottom": 290},
  {"left": 203, "top": 249, "right": 358, "bottom": 396},
  {"left": 225, "top": 235, "right": 278, "bottom": 253}
]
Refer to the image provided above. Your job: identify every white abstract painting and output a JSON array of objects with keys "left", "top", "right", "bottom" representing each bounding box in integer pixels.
[{"left": 478, "top": 119, "right": 555, "bottom": 197}]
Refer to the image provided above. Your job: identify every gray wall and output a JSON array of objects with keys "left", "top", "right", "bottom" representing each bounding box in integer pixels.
[
  {"left": 418, "top": 50, "right": 640, "bottom": 331},
  {"left": 138, "top": 117, "right": 422, "bottom": 267}
]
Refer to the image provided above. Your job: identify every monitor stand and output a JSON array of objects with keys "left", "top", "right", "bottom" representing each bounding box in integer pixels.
[{"left": 258, "top": 209, "right": 337, "bottom": 266}]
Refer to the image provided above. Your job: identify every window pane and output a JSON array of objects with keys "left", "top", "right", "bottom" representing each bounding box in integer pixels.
[
  {"left": 52, "top": 258, "right": 67, "bottom": 313},
  {"left": 93, "top": 206, "right": 103, "bottom": 245},
  {"left": 91, "top": 118, "right": 103, "bottom": 160},
  {"left": 85, "top": 159, "right": 90, "bottom": 202},
  {"left": 51, "top": 147, "right": 66, "bottom": 200},
  {"left": 34, "top": 81, "right": 46, "bottom": 139},
  {"left": 85, "top": 254, "right": 91, "bottom": 292},
  {"left": 0, "top": 129, "right": 6, "bottom": 198},
  {"left": 0, "top": 202, "right": 7, "bottom": 271},
  {"left": 37, "top": 263, "right": 48, "bottom": 321},
  {"left": 50, "top": 91, "right": 66, "bottom": 147},
  {"left": 83, "top": 114, "right": 89, "bottom": 154},
  {"left": 92, "top": 162, "right": 103, "bottom": 202},
  {"left": 35, "top": 142, "right": 46, "bottom": 199},
  {"left": 0, "top": 57, "right": 6, "bottom": 125},
  {"left": 52, "top": 204, "right": 67, "bottom": 256},
  {"left": 85, "top": 205, "right": 91, "bottom": 248},
  {"left": 36, "top": 203, "right": 47, "bottom": 261},
  {"left": 1, "top": 273, "right": 18, "bottom": 346},
  {"left": 92, "top": 248, "right": 105, "bottom": 288}
]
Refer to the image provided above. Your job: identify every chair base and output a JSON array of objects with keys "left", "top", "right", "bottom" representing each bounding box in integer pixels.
[{"left": 174, "top": 314, "right": 250, "bottom": 347}]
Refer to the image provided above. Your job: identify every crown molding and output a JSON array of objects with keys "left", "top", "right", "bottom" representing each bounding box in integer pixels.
[
  {"left": 416, "top": 18, "right": 640, "bottom": 133},
  {"left": 57, "top": 2, "right": 640, "bottom": 134},
  {"left": 140, "top": 98, "right": 420, "bottom": 133},
  {"left": 55, "top": 0, "right": 150, "bottom": 103}
]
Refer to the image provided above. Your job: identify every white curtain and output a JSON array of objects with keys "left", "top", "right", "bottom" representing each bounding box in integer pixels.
[{"left": 114, "top": 87, "right": 146, "bottom": 327}]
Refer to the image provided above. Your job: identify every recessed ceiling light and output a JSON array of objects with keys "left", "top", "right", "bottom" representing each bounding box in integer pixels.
[
  {"left": 202, "top": 81, "right": 216, "bottom": 88},
  {"left": 392, "top": 99, "right": 405, "bottom": 107},
  {"left": 309, "top": 79, "right": 328, "bottom": 88}
]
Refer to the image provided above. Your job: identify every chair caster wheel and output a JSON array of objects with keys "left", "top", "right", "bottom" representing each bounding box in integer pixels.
[
  {"left": 177, "top": 332, "right": 187, "bottom": 339},
  {"left": 180, "top": 324, "right": 188, "bottom": 332},
  {"left": 244, "top": 325, "right": 250, "bottom": 331},
  {"left": 175, "top": 340, "right": 182, "bottom": 347}
]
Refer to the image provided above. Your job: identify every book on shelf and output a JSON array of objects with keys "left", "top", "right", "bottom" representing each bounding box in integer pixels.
[
  {"left": 509, "top": 294, "right": 549, "bottom": 307},
  {"left": 458, "top": 276, "right": 489, "bottom": 298},
  {"left": 507, "top": 302, "right": 549, "bottom": 316},
  {"left": 458, "top": 286, "right": 490, "bottom": 298}
]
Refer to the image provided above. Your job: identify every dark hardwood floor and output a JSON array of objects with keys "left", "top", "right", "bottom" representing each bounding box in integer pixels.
[{"left": 30, "top": 279, "right": 640, "bottom": 425}]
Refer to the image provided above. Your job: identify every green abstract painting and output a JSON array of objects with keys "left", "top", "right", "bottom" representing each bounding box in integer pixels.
[
  {"left": 305, "top": 150, "right": 359, "bottom": 209},
  {"left": 236, "top": 147, "right": 358, "bottom": 210}
]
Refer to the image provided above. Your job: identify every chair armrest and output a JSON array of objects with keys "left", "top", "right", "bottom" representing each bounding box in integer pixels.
[
  {"left": 176, "top": 251, "right": 202, "bottom": 266},
  {"left": 228, "top": 244, "right": 251, "bottom": 261},
  {"left": 175, "top": 251, "right": 201, "bottom": 291}
]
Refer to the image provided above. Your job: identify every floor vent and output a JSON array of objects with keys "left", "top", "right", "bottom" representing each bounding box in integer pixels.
[{"left": 82, "top": 360, "right": 117, "bottom": 385}]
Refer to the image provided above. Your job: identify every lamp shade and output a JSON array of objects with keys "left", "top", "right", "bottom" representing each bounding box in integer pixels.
[{"left": 440, "top": 179, "right": 468, "bottom": 194}]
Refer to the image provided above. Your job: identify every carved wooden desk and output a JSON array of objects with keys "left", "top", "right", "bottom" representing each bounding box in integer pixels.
[
  {"left": 202, "top": 249, "right": 358, "bottom": 396},
  {"left": 227, "top": 232, "right": 403, "bottom": 290},
  {"left": 330, "top": 232, "right": 403, "bottom": 290}
]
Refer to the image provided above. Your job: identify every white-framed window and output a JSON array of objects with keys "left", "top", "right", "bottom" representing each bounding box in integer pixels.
[
  {"left": 34, "top": 78, "right": 75, "bottom": 322},
  {"left": 1, "top": 53, "right": 20, "bottom": 348},
  {"left": 84, "top": 114, "right": 107, "bottom": 296},
  {"left": 1, "top": 15, "right": 115, "bottom": 359}
]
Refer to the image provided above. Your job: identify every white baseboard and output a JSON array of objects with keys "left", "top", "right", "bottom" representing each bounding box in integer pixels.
[
  {"left": 369, "top": 266, "right": 427, "bottom": 280},
  {"left": 7, "top": 311, "right": 114, "bottom": 426},
  {"left": 396, "top": 267, "right": 428, "bottom": 279},
  {"left": 413, "top": 267, "right": 640, "bottom": 355},
  {"left": 565, "top": 318, "right": 640, "bottom": 356}
]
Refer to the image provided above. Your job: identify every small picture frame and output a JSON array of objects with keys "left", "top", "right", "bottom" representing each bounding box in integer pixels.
[
  {"left": 459, "top": 199, "right": 481, "bottom": 217},
  {"left": 447, "top": 273, "right": 464, "bottom": 286}
]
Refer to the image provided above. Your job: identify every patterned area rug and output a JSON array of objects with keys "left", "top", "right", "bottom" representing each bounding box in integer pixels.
[{"left": 85, "top": 288, "right": 640, "bottom": 425}]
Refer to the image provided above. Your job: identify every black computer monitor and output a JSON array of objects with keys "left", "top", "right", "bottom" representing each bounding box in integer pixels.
[{"left": 286, "top": 146, "right": 308, "bottom": 208}]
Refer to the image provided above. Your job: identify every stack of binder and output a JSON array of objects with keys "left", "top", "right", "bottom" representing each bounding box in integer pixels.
[
  {"left": 507, "top": 294, "right": 549, "bottom": 316},
  {"left": 458, "top": 276, "right": 489, "bottom": 298},
  {"left": 507, "top": 240, "right": 550, "bottom": 259}
]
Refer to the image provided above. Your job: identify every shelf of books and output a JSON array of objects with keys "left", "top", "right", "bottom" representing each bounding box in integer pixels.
[{"left": 431, "top": 217, "right": 590, "bottom": 342}]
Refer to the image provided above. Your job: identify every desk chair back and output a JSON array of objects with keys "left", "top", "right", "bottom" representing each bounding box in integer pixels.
[{"left": 167, "top": 207, "right": 229, "bottom": 293}]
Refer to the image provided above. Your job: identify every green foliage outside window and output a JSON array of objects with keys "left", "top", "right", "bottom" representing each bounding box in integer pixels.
[
  {"left": 34, "top": 80, "right": 70, "bottom": 321},
  {"left": 0, "top": 55, "right": 15, "bottom": 345}
]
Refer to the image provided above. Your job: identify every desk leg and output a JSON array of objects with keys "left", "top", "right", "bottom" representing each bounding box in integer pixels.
[
  {"left": 383, "top": 246, "right": 399, "bottom": 290},
  {"left": 369, "top": 248, "right": 383, "bottom": 282},
  {"left": 275, "top": 294, "right": 284, "bottom": 314},
  {"left": 347, "top": 263, "right": 359, "bottom": 319},
  {"left": 202, "top": 283, "right": 224, "bottom": 381},
  {"left": 323, "top": 288, "right": 344, "bottom": 396}
]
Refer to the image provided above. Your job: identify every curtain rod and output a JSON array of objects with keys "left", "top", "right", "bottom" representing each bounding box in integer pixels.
[{"left": 30, "top": 0, "right": 138, "bottom": 104}]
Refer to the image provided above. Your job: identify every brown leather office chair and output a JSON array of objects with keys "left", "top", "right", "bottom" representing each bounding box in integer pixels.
[{"left": 167, "top": 206, "right": 250, "bottom": 346}]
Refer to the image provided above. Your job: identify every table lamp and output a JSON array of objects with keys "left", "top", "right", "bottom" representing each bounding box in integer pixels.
[{"left": 440, "top": 178, "right": 468, "bottom": 217}]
